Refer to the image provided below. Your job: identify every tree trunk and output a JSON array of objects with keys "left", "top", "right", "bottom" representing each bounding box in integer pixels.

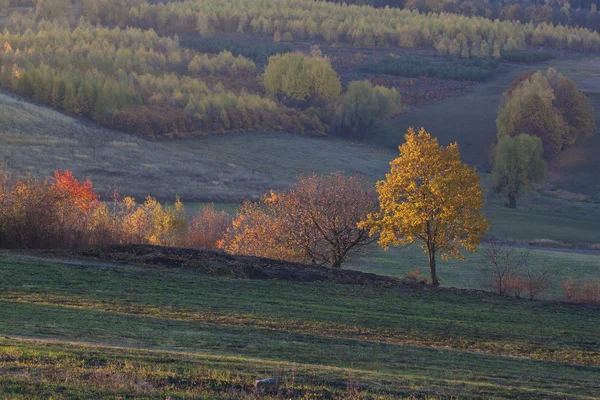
[
  {"left": 428, "top": 248, "right": 439, "bottom": 287},
  {"left": 330, "top": 251, "right": 342, "bottom": 268},
  {"left": 508, "top": 192, "right": 517, "bottom": 209}
]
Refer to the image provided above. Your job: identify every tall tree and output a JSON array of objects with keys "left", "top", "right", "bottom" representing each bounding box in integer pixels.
[
  {"left": 496, "top": 71, "right": 566, "bottom": 154},
  {"left": 491, "top": 134, "right": 547, "bottom": 208},
  {"left": 551, "top": 73, "right": 596, "bottom": 147},
  {"left": 497, "top": 69, "right": 595, "bottom": 155},
  {"left": 360, "top": 128, "right": 488, "bottom": 286}
]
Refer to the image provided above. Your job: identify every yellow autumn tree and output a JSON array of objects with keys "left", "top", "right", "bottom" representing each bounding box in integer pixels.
[
  {"left": 360, "top": 128, "right": 489, "bottom": 286},
  {"left": 263, "top": 53, "right": 341, "bottom": 108},
  {"left": 120, "top": 196, "right": 186, "bottom": 246}
]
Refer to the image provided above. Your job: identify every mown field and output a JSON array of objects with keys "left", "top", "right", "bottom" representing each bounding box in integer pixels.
[
  {"left": 0, "top": 254, "right": 598, "bottom": 399},
  {"left": 0, "top": 91, "right": 398, "bottom": 202}
]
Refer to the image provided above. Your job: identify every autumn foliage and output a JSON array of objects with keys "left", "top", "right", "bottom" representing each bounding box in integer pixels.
[
  {"left": 188, "top": 204, "right": 231, "bottom": 250},
  {"left": 360, "top": 128, "right": 488, "bottom": 286},
  {"left": 0, "top": 170, "right": 377, "bottom": 268},
  {"left": 0, "top": 170, "right": 99, "bottom": 248},
  {"left": 263, "top": 53, "right": 341, "bottom": 108},
  {"left": 562, "top": 279, "right": 600, "bottom": 304},
  {"left": 0, "top": 170, "right": 188, "bottom": 249},
  {"left": 222, "top": 173, "right": 377, "bottom": 268},
  {"left": 496, "top": 68, "right": 596, "bottom": 155},
  {"left": 0, "top": 21, "right": 326, "bottom": 137}
]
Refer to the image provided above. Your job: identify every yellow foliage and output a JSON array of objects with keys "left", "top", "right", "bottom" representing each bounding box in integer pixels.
[
  {"left": 263, "top": 53, "right": 341, "bottom": 107},
  {"left": 120, "top": 196, "right": 186, "bottom": 246},
  {"left": 360, "top": 127, "right": 488, "bottom": 286}
]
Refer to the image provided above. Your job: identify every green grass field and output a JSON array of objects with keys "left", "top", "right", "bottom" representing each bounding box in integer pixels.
[
  {"left": 0, "top": 254, "right": 598, "bottom": 398},
  {"left": 347, "top": 244, "right": 600, "bottom": 297}
]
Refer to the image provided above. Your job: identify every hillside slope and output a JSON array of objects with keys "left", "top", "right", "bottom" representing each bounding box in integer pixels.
[
  {"left": 0, "top": 92, "right": 397, "bottom": 202},
  {"left": 0, "top": 92, "right": 276, "bottom": 202}
]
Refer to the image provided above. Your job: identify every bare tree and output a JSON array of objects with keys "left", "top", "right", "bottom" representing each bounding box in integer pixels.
[
  {"left": 482, "top": 239, "right": 529, "bottom": 296},
  {"left": 523, "top": 263, "right": 553, "bottom": 299},
  {"left": 483, "top": 239, "right": 553, "bottom": 299}
]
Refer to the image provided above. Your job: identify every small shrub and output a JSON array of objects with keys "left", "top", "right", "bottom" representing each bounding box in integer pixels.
[
  {"left": 310, "top": 45, "right": 323, "bottom": 58},
  {"left": 522, "top": 264, "right": 552, "bottom": 299},
  {"left": 404, "top": 268, "right": 427, "bottom": 283},
  {"left": 482, "top": 240, "right": 527, "bottom": 296},
  {"left": 505, "top": 274, "right": 526, "bottom": 298},
  {"left": 352, "top": 52, "right": 365, "bottom": 63},
  {"left": 562, "top": 279, "right": 600, "bottom": 304},
  {"left": 482, "top": 240, "right": 552, "bottom": 299}
]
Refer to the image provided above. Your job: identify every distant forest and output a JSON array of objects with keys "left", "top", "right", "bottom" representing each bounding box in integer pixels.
[
  {"left": 326, "top": 0, "right": 600, "bottom": 33},
  {"left": 1, "top": 0, "right": 600, "bottom": 137}
]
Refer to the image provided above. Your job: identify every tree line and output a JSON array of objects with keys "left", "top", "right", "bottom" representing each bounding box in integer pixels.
[
  {"left": 1, "top": 17, "right": 403, "bottom": 137},
  {"left": 0, "top": 128, "right": 488, "bottom": 287},
  {"left": 326, "top": 0, "right": 600, "bottom": 34},
  {"left": 81, "top": 0, "right": 600, "bottom": 56},
  {"left": 2, "top": 135, "right": 596, "bottom": 301}
]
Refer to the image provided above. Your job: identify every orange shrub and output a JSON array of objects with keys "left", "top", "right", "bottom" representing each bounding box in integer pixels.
[
  {"left": 0, "top": 170, "right": 101, "bottom": 248},
  {"left": 187, "top": 204, "right": 231, "bottom": 250},
  {"left": 221, "top": 200, "right": 301, "bottom": 262},
  {"left": 0, "top": 175, "right": 59, "bottom": 248},
  {"left": 404, "top": 268, "right": 428, "bottom": 284},
  {"left": 0, "top": 171, "right": 187, "bottom": 249},
  {"left": 563, "top": 279, "right": 600, "bottom": 304}
]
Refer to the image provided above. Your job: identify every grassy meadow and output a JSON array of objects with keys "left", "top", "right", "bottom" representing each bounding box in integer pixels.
[
  {"left": 0, "top": 254, "right": 598, "bottom": 398},
  {"left": 348, "top": 244, "right": 600, "bottom": 297}
]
